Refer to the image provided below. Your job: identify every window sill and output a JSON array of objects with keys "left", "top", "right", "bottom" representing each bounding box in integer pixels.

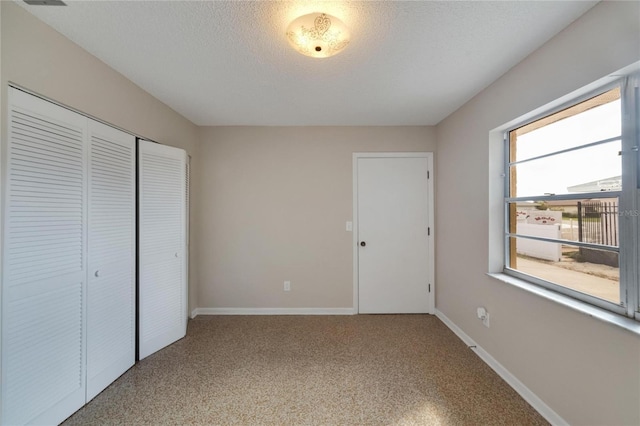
[{"left": 487, "top": 272, "right": 640, "bottom": 337}]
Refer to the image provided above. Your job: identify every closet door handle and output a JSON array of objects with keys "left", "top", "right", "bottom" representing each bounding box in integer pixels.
[
  {"left": 94, "top": 270, "right": 100, "bottom": 277},
  {"left": 174, "top": 252, "right": 179, "bottom": 258}
]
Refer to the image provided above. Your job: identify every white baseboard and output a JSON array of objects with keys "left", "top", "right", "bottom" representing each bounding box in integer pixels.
[
  {"left": 435, "top": 309, "right": 567, "bottom": 426},
  {"left": 191, "top": 307, "right": 356, "bottom": 318}
]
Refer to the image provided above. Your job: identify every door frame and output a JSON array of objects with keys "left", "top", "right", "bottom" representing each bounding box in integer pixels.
[{"left": 352, "top": 152, "right": 435, "bottom": 314}]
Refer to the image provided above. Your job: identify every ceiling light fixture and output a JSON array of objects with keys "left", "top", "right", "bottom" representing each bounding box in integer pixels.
[{"left": 286, "top": 13, "right": 350, "bottom": 58}]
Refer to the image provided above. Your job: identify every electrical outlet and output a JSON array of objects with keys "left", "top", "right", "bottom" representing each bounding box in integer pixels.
[
  {"left": 477, "top": 307, "right": 490, "bottom": 328},
  {"left": 482, "top": 312, "right": 490, "bottom": 328},
  {"left": 284, "top": 281, "right": 291, "bottom": 292}
]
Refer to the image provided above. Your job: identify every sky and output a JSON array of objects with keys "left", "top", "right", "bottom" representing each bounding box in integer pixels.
[{"left": 514, "top": 99, "right": 621, "bottom": 197}]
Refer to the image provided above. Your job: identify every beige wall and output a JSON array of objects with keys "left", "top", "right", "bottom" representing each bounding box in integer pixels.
[
  {"left": 196, "top": 126, "right": 435, "bottom": 309},
  {"left": 0, "top": 2, "right": 200, "bottom": 311},
  {"left": 435, "top": 2, "right": 640, "bottom": 425}
]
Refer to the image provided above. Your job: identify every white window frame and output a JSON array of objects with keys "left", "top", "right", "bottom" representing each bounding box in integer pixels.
[{"left": 503, "top": 74, "right": 639, "bottom": 320}]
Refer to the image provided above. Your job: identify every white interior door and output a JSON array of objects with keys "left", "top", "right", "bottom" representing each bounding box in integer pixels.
[
  {"left": 355, "top": 153, "right": 433, "bottom": 314},
  {"left": 138, "top": 140, "right": 187, "bottom": 360},
  {"left": 2, "top": 88, "right": 87, "bottom": 425},
  {"left": 86, "top": 120, "right": 135, "bottom": 400}
]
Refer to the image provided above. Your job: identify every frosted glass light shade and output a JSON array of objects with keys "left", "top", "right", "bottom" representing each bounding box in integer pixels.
[{"left": 286, "top": 13, "right": 350, "bottom": 58}]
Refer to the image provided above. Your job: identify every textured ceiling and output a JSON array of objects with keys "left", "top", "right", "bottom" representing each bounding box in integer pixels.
[{"left": 17, "top": 1, "right": 597, "bottom": 126}]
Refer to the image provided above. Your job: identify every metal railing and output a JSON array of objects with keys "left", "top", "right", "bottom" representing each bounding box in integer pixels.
[{"left": 577, "top": 201, "right": 618, "bottom": 246}]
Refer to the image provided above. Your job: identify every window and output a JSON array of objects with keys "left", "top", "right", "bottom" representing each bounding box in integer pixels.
[{"left": 504, "top": 75, "right": 639, "bottom": 319}]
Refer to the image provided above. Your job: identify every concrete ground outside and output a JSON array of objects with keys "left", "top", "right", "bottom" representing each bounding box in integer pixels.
[{"left": 516, "top": 256, "right": 619, "bottom": 303}]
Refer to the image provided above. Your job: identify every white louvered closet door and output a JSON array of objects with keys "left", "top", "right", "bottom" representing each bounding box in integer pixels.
[
  {"left": 86, "top": 120, "right": 136, "bottom": 400},
  {"left": 138, "top": 140, "right": 187, "bottom": 360},
  {"left": 2, "top": 88, "right": 87, "bottom": 425}
]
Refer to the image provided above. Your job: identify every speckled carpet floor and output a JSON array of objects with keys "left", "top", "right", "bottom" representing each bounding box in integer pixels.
[{"left": 63, "top": 315, "right": 548, "bottom": 425}]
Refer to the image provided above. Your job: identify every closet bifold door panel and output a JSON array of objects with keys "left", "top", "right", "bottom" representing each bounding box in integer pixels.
[
  {"left": 2, "top": 88, "right": 88, "bottom": 425},
  {"left": 86, "top": 120, "right": 135, "bottom": 401},
  {"left": 138, "top": 140, "right": 187, "bottom": 360},
  {"left": 2, "top": 88, "right": 136, "bottom": 425}
]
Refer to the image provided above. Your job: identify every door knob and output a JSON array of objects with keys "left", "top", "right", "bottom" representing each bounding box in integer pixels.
[
  {"left": 360, "top": 241, "right": 366, "bottom": 247},
  {"left": 94, "top": 270, "right": 100, "bottom": 277}
]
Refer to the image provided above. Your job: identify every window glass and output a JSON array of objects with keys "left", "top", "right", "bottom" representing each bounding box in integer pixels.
[
  {"left": 512, "top": 238, "right": 620, "bottom": 304},
  {"left": 506, "top": 86, "right": 627, "bottom": 308},
  {"left": 510, "top": 141, "right": 621, "bottom": 197},
  {"left": 514, "top": 89, "right": 621, "bottom": 162},
  {"left": 508, "top": 198, "right": 619, "bottom": 246}
]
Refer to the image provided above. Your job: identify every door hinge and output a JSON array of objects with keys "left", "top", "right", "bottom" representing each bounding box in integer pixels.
[
  {"left": 428, "top": 284, "right": 431, "bottom": 293},
  {"left": 428, "top": 227, "right": 430, "bottom": 236},
  {"left": 427, "top": 170, "right": 430, "bottom": 179}
]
